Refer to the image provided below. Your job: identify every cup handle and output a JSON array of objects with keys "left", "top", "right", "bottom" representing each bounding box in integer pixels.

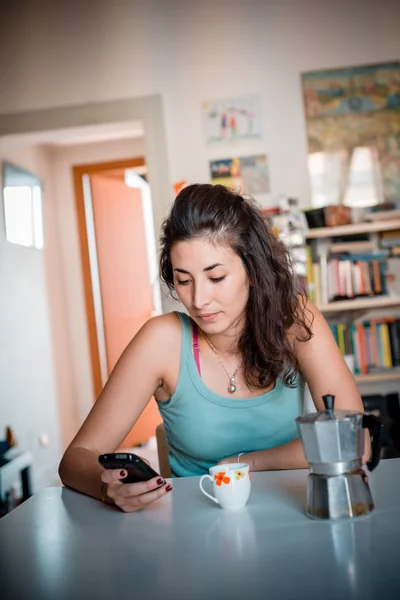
[{"left": 199, "top": 475, "right": 219, "bottom": 504}]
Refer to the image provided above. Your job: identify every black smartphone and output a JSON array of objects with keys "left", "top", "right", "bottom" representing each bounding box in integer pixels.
[{"left": 98, "top": 453, "right": 162, "bottom": 484}]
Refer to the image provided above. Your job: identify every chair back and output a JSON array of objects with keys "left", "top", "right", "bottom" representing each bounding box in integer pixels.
[{"left": 156, "top": 422, "right": 171, "bottom": 478}]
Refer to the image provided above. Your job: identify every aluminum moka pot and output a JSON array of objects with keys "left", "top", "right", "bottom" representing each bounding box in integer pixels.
[{"left": 296, "top": 394, "right": 384, "bottom": 520}]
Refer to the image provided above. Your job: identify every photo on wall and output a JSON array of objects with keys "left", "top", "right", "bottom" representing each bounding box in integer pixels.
[
  {"left": 302, "top": 61, "right": 400, "bottom": 206},
  {"left": 209, "top": 154, "right": 269, "bottom": 195},
  {"left": 202, "top": 95, "right": 262, "bottom": 144}
]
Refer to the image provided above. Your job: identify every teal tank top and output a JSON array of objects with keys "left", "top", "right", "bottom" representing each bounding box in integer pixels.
[{"left": 157, "top": 312, "right": 303, "bottom": 477}]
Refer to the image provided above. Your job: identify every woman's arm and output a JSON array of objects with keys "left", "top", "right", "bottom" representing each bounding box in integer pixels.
[
  {"left": 218, "top": 438, "right": 307, "bottom": 471},
  {"left": 292, "top": 299, "right": 364, "bottom": 414},
  {"left": 295, "top": 300, "right": 370, "bottom": 462},
  {"left": 58, "top": 313, "right": 180, "bottom": 501},
  {"left": 219, "top": 299, "right": 368, "bottom": 471}
]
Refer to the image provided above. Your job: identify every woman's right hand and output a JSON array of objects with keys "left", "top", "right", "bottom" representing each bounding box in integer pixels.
[{"left": 100, "top": 468, "right": 172, "bottom": 512}]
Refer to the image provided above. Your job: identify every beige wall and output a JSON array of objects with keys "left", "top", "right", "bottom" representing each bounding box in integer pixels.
[{"left": 0, "top": 0, "right": 399, "bottom": 208}]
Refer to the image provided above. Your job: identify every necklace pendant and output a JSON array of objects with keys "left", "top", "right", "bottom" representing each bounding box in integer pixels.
[{"left": 228, "top": 379, "right": 236, "bottom": 393}]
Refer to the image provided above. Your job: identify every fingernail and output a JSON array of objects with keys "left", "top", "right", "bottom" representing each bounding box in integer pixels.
[
  {"left": 165, "top": 485, "right": 172, "bottom": 492},
  {"left": 120, "top": 470, "right": 126, "bottom": 477},
  {"left": 157, "top": 478, "right": 164, "bottom": 485}
]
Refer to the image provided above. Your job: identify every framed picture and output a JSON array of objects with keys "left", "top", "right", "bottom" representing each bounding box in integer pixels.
[
  {"left": 209, "top": 154, "right": 269, "bottom": 195},
  {"left": 302, "top": 62, "right": 400, "bottom": 205},
  {"left": 202, "top": 95, "right": 262, "bottom": 143}
]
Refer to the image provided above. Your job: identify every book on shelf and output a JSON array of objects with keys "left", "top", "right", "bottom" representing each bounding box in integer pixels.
[
  {"left": 306, "top": 242, "right": 400, "bottom": 305},
  {"left": 330, "top": 319, "right": 400, "bottom": 375},
  {"left": 386, "top": 258, "right": 400, "bottom": 297},
  {"left": 381, "top": 229, "right": 400, "bottom": 248}
]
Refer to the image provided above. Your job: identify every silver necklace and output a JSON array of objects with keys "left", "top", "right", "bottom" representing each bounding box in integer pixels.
[{"left": 203, "top": 334, "right": 243, "bottom": 393}]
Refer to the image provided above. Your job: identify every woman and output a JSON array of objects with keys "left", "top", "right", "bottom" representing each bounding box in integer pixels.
[{"left": 59, "top": 183, "right": 365, "bottom": 512}]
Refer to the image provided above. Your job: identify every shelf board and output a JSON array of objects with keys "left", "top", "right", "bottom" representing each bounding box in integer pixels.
[
  {"left": 305, "top": 219, "right": 400, "bottom": 240},
  {"left": 318, "top": 296, "right": 400, "bottom": 313},
  {"left": 355, "top": 372, "right": 400, "bottom": 384}
]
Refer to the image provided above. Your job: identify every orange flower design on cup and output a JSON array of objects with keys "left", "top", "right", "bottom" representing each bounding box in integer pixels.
[{"left": 214, "top": 472, "right": 231, "bottom": 486}]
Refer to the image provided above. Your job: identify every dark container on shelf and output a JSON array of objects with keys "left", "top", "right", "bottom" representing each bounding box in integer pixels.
[{"left": 304, "top": 205, "right": 352, "bottom": 228}]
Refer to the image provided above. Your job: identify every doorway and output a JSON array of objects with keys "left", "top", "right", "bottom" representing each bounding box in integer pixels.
[
  {"left": 0, "top": 95, "right": 170, "bottom": 463},
  {"left": 74, "top": 157, "right": 162, "bottom": 447}
]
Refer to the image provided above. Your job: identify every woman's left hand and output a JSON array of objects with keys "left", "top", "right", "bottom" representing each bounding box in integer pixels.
[{"left": 216, "top": 454, "right": 245, "bottom": 467}]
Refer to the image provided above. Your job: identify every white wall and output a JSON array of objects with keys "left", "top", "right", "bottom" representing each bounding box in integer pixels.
[
  {"left": 0, "top": 144, "right": 62, "bottom": 491},
  {"left": 0, "top": 0, "right": 399, "bottom": 208}
]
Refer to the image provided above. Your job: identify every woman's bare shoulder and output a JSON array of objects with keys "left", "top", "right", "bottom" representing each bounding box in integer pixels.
[{"left": 131, "top": 311, "right": 183, "bottom": 351}]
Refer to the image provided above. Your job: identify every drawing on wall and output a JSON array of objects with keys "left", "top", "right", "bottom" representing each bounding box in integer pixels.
[
  {"left": 210, "top": 154, "right": 269, "bottom": 195},
  {"left": 302, "top": 62, "right": 400, "bottom": 204},
  {"left": 202, "top": 95, "right": 262, "bottom": 143}
]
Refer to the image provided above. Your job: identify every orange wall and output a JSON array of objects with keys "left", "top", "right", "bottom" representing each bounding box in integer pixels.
[{"left": 90, "top": 173, "right": 162, "bottom": 446}]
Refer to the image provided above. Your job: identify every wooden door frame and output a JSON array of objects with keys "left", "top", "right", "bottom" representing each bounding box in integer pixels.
[{"left": 73, "top": 157, "right": 145, "bottom": 398}]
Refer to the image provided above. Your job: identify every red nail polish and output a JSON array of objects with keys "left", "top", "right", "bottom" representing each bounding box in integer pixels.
[
  {"left": 120, "top": 470, "right": 126, "bottom": 477},
  {"left": 165, "top": 485, "right": 172, "bottom": 492},
  {"left": 157, "top": 478, "right": 164, "bottom": 485}
]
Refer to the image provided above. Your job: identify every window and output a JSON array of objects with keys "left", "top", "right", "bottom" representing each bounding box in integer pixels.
[
  {"left": 308, "top": 146, "right": 383, "bottom": 208},
  {"left": 2, "top": 163, "right": 44, "bottom": 249}
]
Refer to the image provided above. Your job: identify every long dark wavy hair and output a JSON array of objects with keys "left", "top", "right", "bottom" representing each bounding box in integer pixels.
[{"left": 159, "top": 184, "right": 313, "bottom": 389}]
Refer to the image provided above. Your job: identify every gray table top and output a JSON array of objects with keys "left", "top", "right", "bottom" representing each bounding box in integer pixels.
[{"left": 1, "top": 458, "right": 400, "bottom": 600}]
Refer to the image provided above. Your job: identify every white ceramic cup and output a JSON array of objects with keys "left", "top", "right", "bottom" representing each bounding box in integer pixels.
[{"left": 199, "top": 463, "right": 251, "bottom": 510}]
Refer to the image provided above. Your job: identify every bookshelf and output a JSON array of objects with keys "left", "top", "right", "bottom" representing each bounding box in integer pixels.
[
  {"left": 319, "top": 296, "right": 400, "bottom": 314},
  {"left": 354, "top": 372, "right": 400, "bottom": 384},
  {"left": 305, "top": 219, "right": 400, "bottom": 240},
  {"left": 306, "top": 219, "right": 400, "bottom": 383}
]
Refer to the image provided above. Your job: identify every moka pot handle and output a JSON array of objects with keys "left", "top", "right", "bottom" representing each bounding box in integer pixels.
[{"left": 362, "top": 414, "right": 384, "bottom": 472}]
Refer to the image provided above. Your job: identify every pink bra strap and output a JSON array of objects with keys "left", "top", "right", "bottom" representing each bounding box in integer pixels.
[{"left": 192, "top": 322, "right": 201, "bottom": 375}]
